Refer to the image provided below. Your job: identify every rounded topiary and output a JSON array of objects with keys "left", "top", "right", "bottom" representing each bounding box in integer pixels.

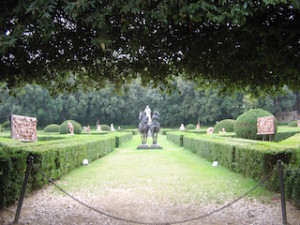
[
  {"left": 213, "top": 119, "right": 236, "bottom": 133},
  {"left": 288, "top": 121, "right": 298, "bottom": 127},
  {"left": 101, "top": 124, "right": 110, "bottom": 131},
  {"left": 186, "top": 124, "right": 196, "bottom": 130},
  {"left": 59, "top": 120, "right": 82, "bottom": 134},
  {"left": 44, "top": 124, "right": 60, "bottom": 132},
  {"left": 234, "top": 108, "right": 277, "bottom": 140}
]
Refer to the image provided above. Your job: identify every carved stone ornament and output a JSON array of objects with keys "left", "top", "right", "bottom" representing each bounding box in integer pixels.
[
  {"left": 257, "top": 116, "right": 275, "bottom": 135},
  {"left": 11, "top": 114, "right": 37, "bottom": 142}
]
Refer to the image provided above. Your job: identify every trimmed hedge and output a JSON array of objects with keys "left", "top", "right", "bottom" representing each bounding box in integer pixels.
[
  {"left": 59, "top": 120, "right": 82, "bottom": 134},
  {"left": 101, "top": 124, "right": 110, "bottom": 131},
  {"left": 167, "top": 131, "right": 300, "bottom": 208},
  {"left": 213, "top": 119, "right": 235, "bottom": 133},
  {"left": 109, "top": 132, "right": 133, "bottom": 148},
  {"left": 274, "top": 130, "right": 300, "bottom": 142},
  {"left": 44, "top": 124, "right": 60, "bottom": 132},
  {"left": 186, "top": 124, "right": 196, "bottom": 130},
  {"left": 0, "top": 148, "right": 27, "bottom": 208},
  {"left": 288, "top": 121, "right": 298, "bottom": 127},
  {"left": 161, "top": 128, "right": 172, "bottom": 135},
  {"left": 166, "top": 132, "right": 184, "bottom": 147},
  {"left": 0, "top": 132, "right": 132, "bottom": 208}
]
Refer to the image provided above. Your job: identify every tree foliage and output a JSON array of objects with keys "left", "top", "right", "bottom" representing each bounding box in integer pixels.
[
  {"left": 1, "top": 1, "right": 300, "bottom": 94},
  {"left": 0, "top": 80, "right": 297, "bottom": 127}
]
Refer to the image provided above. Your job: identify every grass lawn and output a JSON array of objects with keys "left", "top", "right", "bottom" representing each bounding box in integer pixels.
[{"left": 52, "top": 134, "right": 274, "bottom": 205}]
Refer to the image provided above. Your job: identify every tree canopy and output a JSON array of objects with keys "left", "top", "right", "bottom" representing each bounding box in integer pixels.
[
  {"left": 0, "top": 80, "right": 297, "bottom": 127},
  {"left": 1, "top": 0, "right": 300, "bottom": 94}
]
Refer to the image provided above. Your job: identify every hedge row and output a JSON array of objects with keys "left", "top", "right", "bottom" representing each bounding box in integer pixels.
[
  {"left": 0, "top": 147, "right": 27, "bottom": 209},
  {"left": 166, "top": 132, "right": 184, "bottom": 146},
  {"left": 110, "top": 132, "right": 133, "bottom": 148},
  {"left": 268, "top": 164, "right": 300, "bottom": 208},
  {"left": 167, "top": 131, "right": 300, "bottom": 208},
  {"left": 0, "top": 132, "right": 132, "bottom": 208},
  {"left": 182, "top": 134, "right": 294, "bottom": 178},
  {"left": 274, "top": 130, "right": 300, "bottom": 142}
]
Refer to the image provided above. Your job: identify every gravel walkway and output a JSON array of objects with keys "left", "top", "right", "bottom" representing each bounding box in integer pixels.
[{"left": 1, "top": 184, "right": 300, "bottom": 225}]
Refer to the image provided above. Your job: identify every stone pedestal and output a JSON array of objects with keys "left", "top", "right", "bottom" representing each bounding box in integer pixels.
[
  {"left": 137, "top": 144, "right": 150, "bottom": 149},
  {"left": 150, "top": 144, "right": 163, "bottom": 149},
  {"left": 137, "top": 144, "right": 163, "bottom": 150}
]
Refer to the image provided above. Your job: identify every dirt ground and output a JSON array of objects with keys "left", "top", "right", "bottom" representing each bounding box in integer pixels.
[{"left": 1, "top": 184, "right": 300, "bottom": 225}]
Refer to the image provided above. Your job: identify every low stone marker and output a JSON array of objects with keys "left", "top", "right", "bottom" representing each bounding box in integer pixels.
[
  {"left": 11, "top": 114, "right": 37, "bottom": 142},
  {"left": 298, "top": 120, "right": 300, "bottom": 128}
]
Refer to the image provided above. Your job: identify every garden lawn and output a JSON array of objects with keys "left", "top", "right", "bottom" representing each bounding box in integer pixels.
[{"left": 53, "top": 135, "right": 273, "bottom": 205}]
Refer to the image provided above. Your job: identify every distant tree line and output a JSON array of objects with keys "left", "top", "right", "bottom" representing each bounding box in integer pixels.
[{"left": 0, "top": 79, "right": 298, "bottom": 128}]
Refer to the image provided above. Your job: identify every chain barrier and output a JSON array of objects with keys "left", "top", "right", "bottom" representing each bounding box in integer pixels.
[{"left": 33, "top": 164, "right": 274, "bottom": 225}]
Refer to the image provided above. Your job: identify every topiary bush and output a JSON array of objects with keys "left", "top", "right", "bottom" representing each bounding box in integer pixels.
[
  {"left": 186, "top": 124, "right": 196, "bottom": 130},
  {"left": 59, "top": 120, "right": 82, "bottom": 134},
  {"left": 288, "top": 121, "right": 298, "bottom": 127},
  {"left": 213, "top": 119, "right": 236, "bottom": 133},
  {"left": 101, "top": 124, "right": 110, "bottom": 131},
  {"left": 44, "top": 124, "right": 60, "bottom": 132},
  {"left": 234, "top": 108, "right": 277, "bottom": 140}
]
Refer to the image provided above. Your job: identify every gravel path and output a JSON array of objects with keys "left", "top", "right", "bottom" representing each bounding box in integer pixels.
[{"left": 1, "top": 184, "right": 300, "bottom": 225}]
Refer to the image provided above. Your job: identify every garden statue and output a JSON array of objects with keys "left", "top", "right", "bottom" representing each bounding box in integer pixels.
[
  {"left": 207, "top": 127, "right": 214, "bottom": 134},
  {"left": 180, "top": 124, "right": 185, "bottom": 130},
  {"left": 138, "top": 111, "right": 150, "bottom": 145},
  {"left": 150, "top": 111, "right": 160, "bottom": 145},
  {"left": 67, "top": 121, "right": 74, "bottom": 134},
  {"left": 196, "top": 118, "right": 200, "bottom": 130},
  {"left": 144, "top": 105, "right": 152, "bottom": 124},
  {"left": 111, "top": 123, "right": 115, "bottom": 131},
  {"left": 84, "top": 125, "right": 91, "bottom": 134},
  {"left": 97, "top": 124, "right": 102, "bottom": 132}
]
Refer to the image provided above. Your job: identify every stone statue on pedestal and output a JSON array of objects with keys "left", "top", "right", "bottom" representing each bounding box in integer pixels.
[{"left": 150, "top": 111, "right": 161, "bottom": 146}]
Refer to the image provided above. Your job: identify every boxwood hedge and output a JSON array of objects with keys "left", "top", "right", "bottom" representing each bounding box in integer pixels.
[
  {"left": 43, "top": 124, "right": 60, "bottom": 133},
  {"left": 0, "top": 132, "right": 132, "bottom": 208},
  {"left": 213, "top": 119, "right": 236, "bottom": 133},
  {"left": 167, "top": 131, "right": 300, "bottom": 208}
]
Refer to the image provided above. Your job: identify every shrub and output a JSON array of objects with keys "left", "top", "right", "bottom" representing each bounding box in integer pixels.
[
  {"left": 167, "top": 131, "right": 299, "bottom": 208},
  {"left": 288, "top": 121, "right": 298, "bottom": 127},
  {"left": 101, "top": 124, "right": 110, "bottom": 131},
  {"left": 44, "top": 124, "right": 60, "bottom": 132},
  {"left": 234, "top": 109, "right": 277, "bottom": 140},
  {"left": 186, "top": 124, "right": 196, "bottom": 130},
  {"left": 213, "top": 119, "right": 236, "bottom": 133},
  {"left": 167, "top": 132, "right": 184, "bottom": 146},
  {"left": 59, "top": 120, "right": 82, "bottom": 134},
  {"left": 0, "top": 147, "right": 27, "bottom": 208},
  {"left": 0, "top": 133, "right": 132, "bottom": 208}
]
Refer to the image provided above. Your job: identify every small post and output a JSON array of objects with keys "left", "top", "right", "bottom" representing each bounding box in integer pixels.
[
  {"left": 277, "top": 160, "right": 288, "bottom": 225},
  {"left": 13, "top": 156, "right": 34, "bottom": 224}
]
